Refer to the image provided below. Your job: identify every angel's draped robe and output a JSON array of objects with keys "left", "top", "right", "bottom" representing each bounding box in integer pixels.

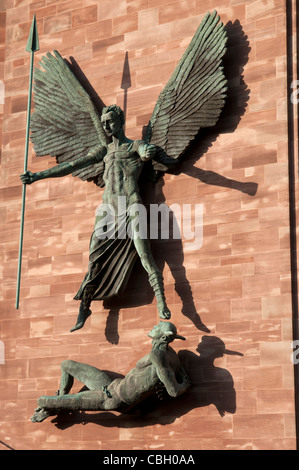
[{"left": 74, "top": 140, "right": 146, "bottom": 301}]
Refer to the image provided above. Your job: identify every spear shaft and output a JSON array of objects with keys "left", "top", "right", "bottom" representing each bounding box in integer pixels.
[{"left": 16, "top": 15, "right": 39, "bottom": 309}]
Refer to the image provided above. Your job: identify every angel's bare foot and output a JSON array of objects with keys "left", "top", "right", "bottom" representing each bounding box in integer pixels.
[
  {"left": 70, "top": 306, "right": 91, "bottom": 332},
  {"left": 30, "top": 407, "right": 52, "bottom": 423},
  {"left": 158, "top": 302, "right": 171, "bottom": 319}
]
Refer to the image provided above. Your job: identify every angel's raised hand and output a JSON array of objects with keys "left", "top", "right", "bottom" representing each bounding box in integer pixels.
[{"left": 20, "top": 171, "right": 36, "bottom": 185}]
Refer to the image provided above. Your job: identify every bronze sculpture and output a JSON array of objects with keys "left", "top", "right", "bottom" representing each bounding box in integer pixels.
[
  {"left": 30, "top": 321, "right": 190, "bottom": 422},
  {"left": 20, "top": 11, "right": 228, "bottom": 332}
]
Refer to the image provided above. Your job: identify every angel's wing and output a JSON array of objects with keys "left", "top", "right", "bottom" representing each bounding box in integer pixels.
[
  {"left": 30, "top": 50, "right": 109, "bottom": 187},
  {"left": 145, "top": 11, "right": 228, "bottom": 172}
]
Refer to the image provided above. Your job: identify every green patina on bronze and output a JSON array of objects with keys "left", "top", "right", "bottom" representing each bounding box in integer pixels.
[
  {"left": 30, "top": 321, "right": 190, "bottom": 422},
  {"left": 20, "top": 11, "right": 228, "bottom": 332},
  {"left": 16, "top": 14, "right": 39, "bottom": 309}
]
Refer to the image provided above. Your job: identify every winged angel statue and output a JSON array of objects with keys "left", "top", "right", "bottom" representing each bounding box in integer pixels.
[{"left": 21, "top": 11, "right": 228, "bottom": 333}]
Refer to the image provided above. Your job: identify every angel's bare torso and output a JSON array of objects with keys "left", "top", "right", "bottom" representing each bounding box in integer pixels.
[{"left": 102, "top": 140, "right": 144, "bottom": 209}]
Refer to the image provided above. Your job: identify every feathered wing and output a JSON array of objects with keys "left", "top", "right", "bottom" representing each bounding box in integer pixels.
[
  {"left": 30, "top": 50, "right": 109, "bottom": 187},
  {"left": 145, "top": 11, "right": 228, "bottom": 172}
]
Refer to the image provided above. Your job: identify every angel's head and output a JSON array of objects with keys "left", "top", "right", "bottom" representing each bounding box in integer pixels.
[{"left": 101, "top": 105, "right": 125, "bottom": 138}]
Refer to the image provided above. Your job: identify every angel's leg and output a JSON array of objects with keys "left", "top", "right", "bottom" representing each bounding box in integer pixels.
[
  {"left": 70, "top": 285, "right": 93, "bottom": 332},
  {"left": 70, "top": 227, "right": 100, "bottom": 332},
  {"left": 132, "top": 236, "right": 171, "bottom": 319}
]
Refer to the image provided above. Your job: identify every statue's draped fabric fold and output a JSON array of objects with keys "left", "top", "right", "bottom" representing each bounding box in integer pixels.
[{"left": 74, "top": 220, "right": 138, "bottom": 301}]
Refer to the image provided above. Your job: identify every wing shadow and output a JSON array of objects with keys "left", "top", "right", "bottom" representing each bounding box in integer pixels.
[{"left": 169, "top": 19, "right": 256, "bottom": 196}]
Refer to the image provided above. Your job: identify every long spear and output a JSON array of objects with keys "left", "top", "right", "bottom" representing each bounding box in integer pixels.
[{"left": 15, "top": 15, "right": 39, "bottom": 309}]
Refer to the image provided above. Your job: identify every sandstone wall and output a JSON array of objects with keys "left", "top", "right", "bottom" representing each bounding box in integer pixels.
[{"left": 0, "top": 0, "right": 297, "bottom": 450}]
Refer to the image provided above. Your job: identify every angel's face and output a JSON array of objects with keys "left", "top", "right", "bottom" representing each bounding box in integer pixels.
[{"left": 101, "top": 111, "right": 122, "bottom": 138}]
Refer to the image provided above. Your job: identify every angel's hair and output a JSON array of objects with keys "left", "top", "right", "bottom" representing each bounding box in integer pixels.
[{"left": 102, "top": 105, "right": 125, "bottom": 126}]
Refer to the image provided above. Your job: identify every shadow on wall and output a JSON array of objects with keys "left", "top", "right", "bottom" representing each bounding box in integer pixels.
[
  {"left": 175, "top": 19, "right": 254, "bottom": 191},
  {"left": 50, "top": 336, "right": 243, "bottom": 430}
]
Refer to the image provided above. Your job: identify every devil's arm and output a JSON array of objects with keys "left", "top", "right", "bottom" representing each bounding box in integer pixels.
[{"left": 150, "top": 350, "right": 191, "bottom": 398}]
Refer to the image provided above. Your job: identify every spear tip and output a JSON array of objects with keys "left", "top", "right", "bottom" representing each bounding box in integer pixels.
[{"left": 26, "top": 13, "right": 39, "bottom": 53}]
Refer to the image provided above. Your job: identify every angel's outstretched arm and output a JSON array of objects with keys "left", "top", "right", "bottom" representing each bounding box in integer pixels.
[{"left": 20, "top": 145, "right": 106, "bottom": 185}]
